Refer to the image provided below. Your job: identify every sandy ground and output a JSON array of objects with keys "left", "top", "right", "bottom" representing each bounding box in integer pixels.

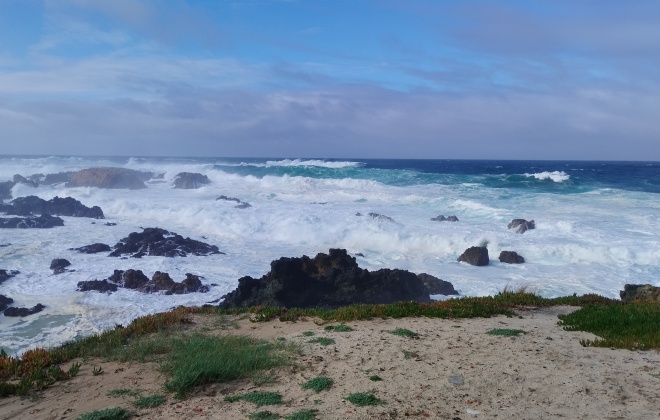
[{"left": 1, "top": 306, "right": 659, "bottom": 420}]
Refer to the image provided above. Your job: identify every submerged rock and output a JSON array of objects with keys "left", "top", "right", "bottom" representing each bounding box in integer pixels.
[
  {"left": 109, "top": 227, "right": 223, "bottom": 258},
  {"left": 0, "top": 269, "right": 19, "bottom": 285},
  {"left": 620, "top": 284, "right": 660, "bottom": 302},
  {"left": 0, "top": 295, "right": 14, "bottom": 311},
  {"left": 4, "top": 304, "right": 46, "bottom": 317},
  {"left": 1, "top": 196, "right": 104, "bottom": 219},
  {"left": 173, "top": 172, "right": 211, "bottom": 189},
  {"left": 499, "top": 251, "right": 525, "bottom": 264},
  {"left": 458, "top": 246, "right": 490, "bottom": 266},
  {"left": 431, "top": 215, "right": 459, "bottom": 222},
  {"left": 0, "top": 214, "right": 64, "bottom": 229},
  {"left": 508, "top": 219, "right": 535, "bottom": 234},
  {"left": 77, "top": 279, "right": 119, "bottom": 293},
  {"left": 220, "top": 248, "right": 431, "bottom": 309},
  {"left": 50, "top": 258, "right": 71, "bottom": 274},
  {"left": 416, "top": 273, "right": 458, "bottom": 296},
  {"left": 368, "top": 213, "right": 395, "bottom": 222},
  {"left": 70, "top": 243, "right": 112, "bottom": 254},
  {"left": 217, "top": 195, "right": 252, "bottom": 209}
]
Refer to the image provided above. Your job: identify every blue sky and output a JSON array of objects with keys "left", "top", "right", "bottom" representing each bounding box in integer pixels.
[{"left": 1, "top": 0, "right": 659, "bottom": 159}]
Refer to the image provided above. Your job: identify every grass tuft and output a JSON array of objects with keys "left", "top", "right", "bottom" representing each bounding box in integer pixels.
[
  {"left": 133, "top": 394, "right": 166, "bottom": 409},
  {"left": 486, "top": 328, "right": 526, "bottom": 337},
  {"left": 249, "top": 411, "right": 280, "bottom": 420},
  {"left": 388, "top": 328, "right": 419, "bottom": 338},
  {"left": 344, "top": 392, "right": 385, "bottom": 406},
  {"left": 225, "top": 391, "right": 283, "bottom": 407},
  {"left": 76, "top": 407, "right": 132, "bottom": 420},
  {"left": 369, "top": 375, "right": 382, "bottom": 381},
  {"left": 307, "top": 337, "right": 335, "bottom": 346},
  {"left": 301, "top": 376, "right": 333, "bottom": 393},
  {"left": 285, "top": 409, "right": 319, "bottom": 419},
  {"left": 324, "top": 324, "right": 354, "bottom": 332}
]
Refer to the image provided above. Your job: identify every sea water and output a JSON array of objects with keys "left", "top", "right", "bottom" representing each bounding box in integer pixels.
[{"left": 1, "top": 156, "right": 659, "bottom": 355}]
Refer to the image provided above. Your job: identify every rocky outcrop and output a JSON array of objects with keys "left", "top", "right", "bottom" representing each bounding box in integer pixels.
[
  {"left": 1, "top": 196, "right": 104, "bottom": 219},
  {"left": 220, "top": 248, "right": 431, "bottom": 309},
  {"left": 108, "top": 227, "right": 223, "bottom": 258},
  {"left": 77, "top": 270, "right": 209, "bottom": 294},
  {"left": 0, "top": 295, "right": 14, "bottom": 311},
  {"left": 367, "top": 213, "right": 395, "bottom": 222},
  {"left": 0, "top": 181, "right": 15, "bottom": 200},
  {"left": 0, "top": 269, "right": 19, "bottom": 285},
  {"left": 0, "top": 214, "right": 64, "bottom": 229},
  {"left": 620, "top": 284, "right": 660, "bottom": 302},
  {"left": 508, "top": 219, "right": 535, "bottom": 234},
  {"left": 431, "top": 215, "right": 459, "bottom": 222},
  {"left": 4, "top": 304, "right": 46, "bottom": 317},
  {"left": 416, "top": 273, "right": 458, "bottom": 296},
  {"left": 499, "top": 251, "right": 525, "bottom": 264},
  {"left": 217, "top": 195, "right": 252, "bottom": 209},
  {"left": 50, "top": 258, "right": 71, "bottom": 274},
  {"left": 457, "top": 246, "right": 489, "bottom": 266},
  {"left": 70, "top": 243, "right": 112, "bottom": 254},
  {"left": 173, "top": 172, "right": 211, "bottom": 189},
  {"left": 43, "top": 168, "right": 152, "bottom": 189},
  {"left": 12, "top": 174, "right": 38, "bottom": 187}
]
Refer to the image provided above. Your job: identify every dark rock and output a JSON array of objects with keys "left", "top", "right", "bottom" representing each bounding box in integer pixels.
[
  {"left": 499, "top": 251, "right": 525, "bottom": 264},
  {"left": 42, "top": 172, "right": 74, "bottom": 185},
  {"left": 28, "top": 174, "right": 44, "bottom": 182},
  {"left": 0, "top": 269, "right": 19, "bottom": 285},
  {"left": 217, "top": 195, "right": 241, "bottom": 203},
  {"left": 457, "top": 246, "right": 489, "bottom": 266},
  {"left": 0, "top": 181, "right": 15, "bottom": 200},
  {"left": 431, "top": 215, "right": 459, "bottom": 222},
  {"left": 3, "top": 196, "right": 104, "bottom": 219},
  {"left": 417, "top": 273, "right": 458, "bottom": 295},
  {"left": 77, "top": 279, "right": 118, "bottom": 293},
  {"left": 355, "top": 212, "right": 363, "bottom": 216},
  {"left": 368, "top": 213, "right": 395, "bottom": 222},
  {"left": 219, "top": 248, "right": 431, "bottom": 309},
  {"left": 108, "top": 269, "right": 150, "bottom": 289},
  {"left": 170, "top": 273, "right": 209, "bottom": 294},
  {"left": 12, "top": 174, "right": 38, "bottom": 187},
  {"left": 0, "top": 214, "right": 65, "bottom": 229},
  {"left": 50, "top": 258, "right": 71, "bottom": 274},
  {"left": 508, "top": 219, "right": 535, "bottom": 234},
  {"left": 105, "top": 222, "right": 117, "bottom": 226},
  {"left": 4, "top": 303, "right": 46, "bottom": 317},
  {"left": 0, "top": 295, "right": 14, "bottom": 311},
  {"left": 109, "top": 227, "right": 223, "bottom": 258},
  {"left": 70, "top": 243, "right": 112, "bottom": 254},
  {"left": 43, "top": 168, "right": 152, "bottom": 189},
  {"left": 147, "top": 271, "right": 176, "bottom": 292},
  {"left": 235, "top": 202, "right": 252, "bottom": 209},
  {"left": 173, "top": 172, "right": 211, "bottom": 189},
  {"left": 620, "top": 284, "right": 660, "bottom": 302}
]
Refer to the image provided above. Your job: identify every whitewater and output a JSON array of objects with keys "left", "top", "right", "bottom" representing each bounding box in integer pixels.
[{"left": 1, "top": 156, "right": 659, "bottom": 355}]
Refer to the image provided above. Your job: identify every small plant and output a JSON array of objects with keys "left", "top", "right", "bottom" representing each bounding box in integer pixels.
[
  {"left": 301, "top": 331, "right": 315, "bottom": 337},
  {"left": 249, "top": 411, "right": 280, "bottom": 420},
  {"left": 388, "top": 328, "right": 419, "bottom": 338},
  {"left": 133, "top": 394, "right": 166, "bottom": 409},
  {"left": 307, "top": 337, "right": 335, "bottom": 346},
  {"left": 92, "top": 366, "right": 104, "bottom": 376},
  {"left": 224, "top": 391, "right": 283, "bottom": 407},
  {"left": 324, "top": 324, "right": 354, "bottom": 332},
  {"left": 344, "top": 392, "right": 385, "bottom": 406},
  {"left": 402, "top": 350, "right": 420, "bottom": 359},
  {"left": 68, "top": 362, "right": 81, "bottom": 377},
  {"left": 76, "top": 406, "right": 133, "bottom": 420},
  {"left": 285, "top": 409, "right": 319, "bottom": 420},
  {"left": 301, "top": 376, "right": 333, "bottom": 393},
  {"left": 108, "top": 388, "right": 141, "bottom": 398},
  {"left": 486, "top": 328, "right": 526, "bottom": 337},
  {"left": 369, "top": 375, "right": 382, "bottom": 381}
]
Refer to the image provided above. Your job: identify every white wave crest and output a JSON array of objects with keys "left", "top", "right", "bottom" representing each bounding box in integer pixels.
[
  {"left": 524, "top": 171, "right": 570, "bottom": 182},
  {"left": 245, "top": 159, "right": 363, "bottom": 169}
]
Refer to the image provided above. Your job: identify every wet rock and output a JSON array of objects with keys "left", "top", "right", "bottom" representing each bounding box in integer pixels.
[
  {"left": 12, "top": 174, "right": 38, "bottom": 187},
  {"left": 417, "top": 273, "right": 458, "bottom": 295},
  {"left": 4, "top": 304, "right": 46, "bottom": 317},
  {"left": 50, "top": 258, "right": 71, "bottom": 274},
  {"left": 0, "top": 269, "right": 19, "bottom": 285},
  {"left": 499, "top": 251, "right": 525, "bottom": 264},
  {"left": 108, "top": 227, "right": 223, "bottom": 258},
  {"left": 220, "top": 248, "right": 431, "bottom": 309},
  {"left": 108, "top": 269, "right": 150, "bottom": 289},
  {"left": 0, "top": 181, "right": 15, "bottom": 200},
  {"left": 169, "top": 274, "right": 209, "bottom": 295},
  {"left": 431, "top": 215, "right": 459, "bottom": 222},
  {"left": 458, "top": 246, "right": 489, "bottom": 266},
  {"left": 508, "top": 219, "right": 535, "bottom": 234},
  {"left": 235, "top": 202, "right": 251, "bottom": 209},
  {"left": 217, "top": 195, "right": 251, "bottom": 209},
  {"left": 43, "top": 168, "right": 152, "bottom": 189},
  {"left": 76, "top": 279, "right": 118, "bottom": 293},
  {"left": 147, "top": 271, "right": 176, "bottom": 292},
  {"left": 620, "top": 284, "right": 660, "bottom": 302},
  {"left": 2, "top": 196, "right": 104, "bottom": 219},
  {"left": 78, "top": 271, "right": 208, "bottom": 294},
  {"left": 368, "top": 213, "right": 395, "bottom": 222},
  {"left": 0, "top": 214, "right": 65, "bottom": 229},
  {"left": 70, "top": 243, "right": 112, "bottom": 254},
  {"left": 173, "top": 172, "right": 211, "bottom": 189},
  {"left": 0, "top": 295, "right": 14, "bottom": 311}
]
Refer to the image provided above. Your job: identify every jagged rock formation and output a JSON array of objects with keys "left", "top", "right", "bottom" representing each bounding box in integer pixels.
[
  {"left": 0, "top": 214, "right": 64, "bottom": 228},
  {"left": 0, "top": 181, "right": 14, "bottom": 200},
  {"left": 219, "top": 248, "right": 431, "bottom": 309},
  {"left": 43, "top": 168, "right": 152, "bottom": 189},
  {"left": 431, "top": 215, "right": 459, "bottom": 222},
  {"left": 4, "top": 304, "right": 46, "bottom": 317},
  {"left": 0, "top": 295, "right": 14, "bottom": 311},
  {"left": 217, "top": 195, "right": 252, "bottom": 209},
  {"left": 620, "top": 284, "right": 660, "bottom": 302},
  {"left": 77, "top": 270, "right": 209, "bottom": 294},
  {"left": 0, "top": 196, "right": 104, "bottom": 219},
  {"left": 108, "top": 227, "right": 223, "bottom": 258},
  {"left": 0, "top": 269, "right": 19, "bottom": 285},
  {"left": 70, "top": 243, "right": 112, "bottom": 254},
  {"left": 50, "top": 258, "right": 71, "bottom": 274},
  {"left": 173, "top": 172, "right": 211, "bottom": 189},
  {"left": 416, "top": 273, "right": 458, "bottom": 295},
  {"left": 508, "top": 219, "right": 535, "bottom": 234},
  {"left": 458, "top": 246, "right": 490, "bottom": 266},
  {"left": 367, "top": 213, "right": 395, "bottom": 222},
  {"left": 499, "top": 251, "right": 525, "bottom": 264}
]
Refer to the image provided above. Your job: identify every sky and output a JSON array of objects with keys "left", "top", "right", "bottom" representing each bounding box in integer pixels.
[{"left": 1, "top": 0, "right": 659, "bottom": 160}]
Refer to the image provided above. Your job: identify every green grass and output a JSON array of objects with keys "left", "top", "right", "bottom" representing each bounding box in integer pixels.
[
  {"left": 225, "top": 391, "right": 283, "bottom": 407},
  {"left": 249, "top": 411, "right": 280, "bottom": 420},
  {"left": 388, "top": 328, "right": 419, "bottom": 338},
  {"left": 558, "top": 302, "right": 660, "bottom": 350},
  {"left": 324, "top": 324, "right": 354, "bottom": 332},
  {"left": 301, "top": 331, "right": 315, "bottom": 337},
  {"left": 344, "top": 392, "right": 385, "bottom": 406},
  {"left": 307, "top": 337, "right": 335, "bottom": 346},
  {"left": 285, "top": 409, "right": 319, "bottom": 419},
  {"left": 301, "top": 376, "right": 333, "bottom": 392},
  {"left": 486, "top": 328, "right": 527, "bottom": 337},
  {"left": 368, "top": 375, "right": 382, "bottom": 381},
  {"left": 133, "top": 394, "right": 166, "bottom": 409},
  {"left": 161, "top": 335, "right": 298, "bottom": 397},
  {"left": 76, "top": 407, "right": 132, "bottom": 420}
]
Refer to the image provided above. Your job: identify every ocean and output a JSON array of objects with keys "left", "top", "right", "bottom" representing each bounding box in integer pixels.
[{"left": 1, "top": 156, "right": 659, "bottom": 355}]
